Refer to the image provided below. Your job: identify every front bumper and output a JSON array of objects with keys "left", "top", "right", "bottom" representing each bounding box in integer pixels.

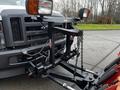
[{"left": 0, "top": 39, "right": 65, "bottom": 79}]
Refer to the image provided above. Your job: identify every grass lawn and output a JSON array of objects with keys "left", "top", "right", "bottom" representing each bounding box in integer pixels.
[{"left": 75, "top": 24, "right": 120, "bottom": 30}]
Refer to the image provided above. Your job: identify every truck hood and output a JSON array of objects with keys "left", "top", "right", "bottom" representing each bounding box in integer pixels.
[
  {"left": 0, "top": 5, "right": 72, "bottom": 23},
  {"left": 0, "top": 5, "right": 24, "bottom": 20},
  {"left": 0, "top": 5, "right": 24, "bottom": 12}
]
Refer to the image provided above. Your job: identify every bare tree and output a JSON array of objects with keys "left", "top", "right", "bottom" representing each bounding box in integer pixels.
[
  {"left": 53, "top": 0, "right": 120, "bottom": 23},
  {"left": 98, "top": 0, "right": 105, "bottom": 15}
]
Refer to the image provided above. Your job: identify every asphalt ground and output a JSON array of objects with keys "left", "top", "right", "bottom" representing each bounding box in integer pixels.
[
  {"left": 83, "top": 30, "right": 120, "bottom": 72},
  {"left": 0, "top": 30, "right": 120, "bottom": 90}
]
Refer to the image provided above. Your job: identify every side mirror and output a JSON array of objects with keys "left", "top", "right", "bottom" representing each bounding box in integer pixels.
[
  {"left": 78, "top": 8, "right": 90, "bottom": 20},
  {"left": 26, "top": 0, "right": 53, "bottom": 15}
]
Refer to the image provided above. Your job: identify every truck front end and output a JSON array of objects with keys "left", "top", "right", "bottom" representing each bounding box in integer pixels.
[{"left": 0, "top": 1, "right": 66, "bottom": 79}]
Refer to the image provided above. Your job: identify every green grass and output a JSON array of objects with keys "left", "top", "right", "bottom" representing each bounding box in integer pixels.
[{"left": 75, "top": 24, "right": 120, "bottom": 30}]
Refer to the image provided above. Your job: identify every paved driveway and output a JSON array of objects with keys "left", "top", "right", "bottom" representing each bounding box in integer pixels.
[
  {"left": 0, "top": 76, "right": 66, "bottom": 90},
  {"left": 83, "top": 30, "right": 120, "bottom": 73},
  {"left": 0, "top": 30, "right": 120, "bottom": 90}
]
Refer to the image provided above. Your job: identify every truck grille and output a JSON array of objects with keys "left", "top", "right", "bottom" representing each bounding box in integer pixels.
[
  {"left": 10, "top": 17, "right": 23, "bottom": 41},
  {"left": 1, "top": 10, "right": 65, "bottom": 47},
  {"left": 24, "top": 16, "right": 65, "bottom": 45},
  {"left": 24, "top": 17, "right": 48, "bottom": 45}
]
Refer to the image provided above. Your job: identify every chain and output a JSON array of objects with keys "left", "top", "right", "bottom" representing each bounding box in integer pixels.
[{"left": 74, "top": 36, "right": 81, "bottom": 78}]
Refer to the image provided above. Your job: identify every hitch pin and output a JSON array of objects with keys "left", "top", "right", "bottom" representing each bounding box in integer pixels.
[{"left": 63, "top": 83, "right": 76, "bottom": 90}]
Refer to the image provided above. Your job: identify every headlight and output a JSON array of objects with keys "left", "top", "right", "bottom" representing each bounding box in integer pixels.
[{"left": 0, "top": 21, "right": 5, "bottom": 49}]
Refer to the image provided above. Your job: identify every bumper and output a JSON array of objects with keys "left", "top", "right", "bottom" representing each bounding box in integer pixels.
[{"left": 0, "top": 39, "right": 65, "bottom": 79}]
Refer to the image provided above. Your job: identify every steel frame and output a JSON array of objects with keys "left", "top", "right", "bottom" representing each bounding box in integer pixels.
[{"left": 26, "top": 22, "right": 97, "bottom": 90}]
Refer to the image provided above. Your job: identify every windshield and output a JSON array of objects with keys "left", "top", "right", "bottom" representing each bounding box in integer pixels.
[{"left": 0, "top": 0, "right": 25, "bottom": 6}]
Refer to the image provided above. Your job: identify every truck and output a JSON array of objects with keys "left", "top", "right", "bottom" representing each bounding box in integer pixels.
[
  {"left": 0, "top": 0, "right": 66, "bottom": 79},
  {"left": 0, "top": 1, "right": 103, "bottom": 90}
]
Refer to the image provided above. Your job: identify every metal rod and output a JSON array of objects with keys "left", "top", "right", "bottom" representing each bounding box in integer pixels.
[
  {"left": 48, "top": 22, "right": 55, "bottom": 64},
  {"left": 49, "top": 73, "right": 88, "bottom": 89},
  {"left": 48, "top": 75, "right": 76, "bottom": 90},
  {"left": 69, "top": 63, "right": 98, "bottom": 76},
  {"left": 60, "top": 61, "right": 84, "bottom": 78},
  {"left": 81, "top": 31, "right": 84, "bottom": 71},
  {"left": 66, "top": 35, "right": 71, "bottom": 54}
]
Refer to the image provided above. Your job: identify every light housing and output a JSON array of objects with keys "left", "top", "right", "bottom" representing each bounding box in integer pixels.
[
  {"left": 78, "top": 8, "right": 90, "bottom": 19},
  {"left": 26, "top": 0, "right": 53, "bottom": 16}
]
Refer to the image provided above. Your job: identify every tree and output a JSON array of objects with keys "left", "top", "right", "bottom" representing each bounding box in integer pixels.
[
  {"left": 98, "top": 0, "right": 105, "bottom": 15},
  {"left": 53, "top": 0, "right": 120, "bottom": 23}
]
